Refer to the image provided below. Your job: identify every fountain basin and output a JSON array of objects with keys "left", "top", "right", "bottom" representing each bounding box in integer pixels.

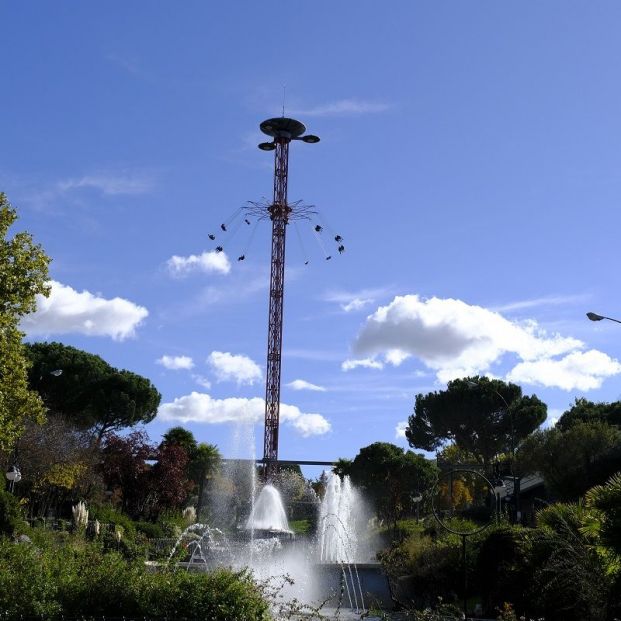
[{"left": 313, "top": 562, "right": 392, "bottom": 609}]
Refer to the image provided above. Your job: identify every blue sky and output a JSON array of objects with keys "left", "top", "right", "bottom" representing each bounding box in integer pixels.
[{"left": 3, "top": 2, "right": 621, "bottom": 475}]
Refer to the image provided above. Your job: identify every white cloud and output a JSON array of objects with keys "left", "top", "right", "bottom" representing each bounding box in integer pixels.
[
  {"left": 349, "top": 294, "right": 621, "bottom": 391},
  {"left": 21, "top": 280, "right": 148, "bottom": 341},
  {"left": 157, "top": 355, "right": 194, "bottom": 370},
  {"left": 507, "top": 350, "right": 621, "bottom": 391},
  {"left": 341, "top": 358, "right": 384, "bottom": 371},
  {"left": 291, "top": 99, "right": 392, "bottom": 117},
  {"left": 57, "top": 174, "right": 152, "bottom": 196},
  {"left": 492, "top": 294, "right": 589, "bottom": 313},
  {"left": 167, "top": 251, "right": 231, "bottom": 277},
  {"left": 207, "top": 351, "right": 262, "bottom": 385},
  {"left": 192, "top": 375, "right": 212, "bottom": 389},
  {"left": 158, "top": 392, "right": 331, "bottom": 436},
  {"left": 395, "top": 421, "right": 408, "bottom": 439},
  {"left": 291, "top": 413, "right": 331, "bottom": 436},
  {"left": 286, "top": 379, "right": 327, "bottom": 392},
  {"left": 342, "top": 298, "right": 374, "bottom": 312},
  {"left": 352, "top": 295, "right": 581, "bottom": 381},
  {"left": 322, "top": 287, "right": 389, "bottom": 313},
  {"left": 385, "top": 349, "right": 411, "bottom": 366}
]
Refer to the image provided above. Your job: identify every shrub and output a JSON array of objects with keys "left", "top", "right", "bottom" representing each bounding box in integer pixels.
[
  {"left": 528, "top": 521, "right": 610, "bottom": 620},
  {"left": 585, "top": 471, "right": 621, "bottom": 555},
  {"left": 0, "top": 537, "right": 271, "bottom": 620},
  {"left": 0, "top": 539, "right": 60, "bottom": 617},
  {"left": 89, "top": 504, "right": 136, "bottom": 536},
  {"left": 56, "top": 548, "right": 143, "bottom": 617},
  {"left": 138, "top": 568, "right": 271, "bottom": 620},
  {"left": 289, "top": 519, "right": 311, "bottom": 535},
  {"left": 0, "top": 490, "right": 25, "bottom": 536},
  {"left": 135, "top": 520, "right": 165, "bottom": 539},
  {"left": 475, "top": 525, "right": 533, "bottom": 616}
]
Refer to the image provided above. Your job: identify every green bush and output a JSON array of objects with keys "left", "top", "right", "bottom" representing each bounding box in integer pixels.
[
  {"left": 56, "top": 548, "right": 143, "bottom": 617},
  {"left": 394, "top": 518, "right": 425, "bottom": 539},
  {"left": 475, "top": 525, "right": 533, "bottom": 616},
  {"left": 89, "top": 504, "right": 136, "bottom": 536},
  {"left": 527, "top": 525, "right": 610, "bottom": 621},
  {"left": 135, "top": 520, "right": 165, "bottom": 539},
  {"left": 156, "top": 509, "right": 187, "bottom": 538},
  {"left": 0, "top": 539, "right": 60, "bottom": 617},
  {"left": 138, "top": 568, "right": 270, "bottom": 620},
  {"left": 289, "top": 519, "right": 311, "bottom": 535},
  {"left": 0, "top": 490, "right": 25, "bottom": 537},
  {"left": 0, "top": 537, "right": 271, "bottom": 620}
]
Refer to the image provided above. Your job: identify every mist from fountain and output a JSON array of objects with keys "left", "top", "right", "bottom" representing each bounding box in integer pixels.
[{"left": 318, "top": 474, "right": 359, "bottom": 563}]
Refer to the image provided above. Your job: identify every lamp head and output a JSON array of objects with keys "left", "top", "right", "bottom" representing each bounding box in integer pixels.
[
  {"left": 6, "top": 465, "right": 21, "bottom": 482},
  {"left": 587, "top": 312, "right": 605, "bottom": 322},
  {"left": 493, "top": 479, "right": 507, "bottom": 497},
  {"left": 301, "top": 134, "right": 320, "bottom": 143}
]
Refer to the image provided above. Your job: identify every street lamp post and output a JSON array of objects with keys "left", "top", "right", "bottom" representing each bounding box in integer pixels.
[
  {"left": 5, "top": 465, "right": 21, "bottom": 494},
  {"left": 411, "top": 492, "right": 423, "bottom": 522},
  {"left": 432, "top": 469, "right": 496, "bottom": 619},
  {"left": 493, "top": 478, "right": 507, "bottom": 523},
  {"left": 467, "top": 380, "right": 520, "bottom": 523}
]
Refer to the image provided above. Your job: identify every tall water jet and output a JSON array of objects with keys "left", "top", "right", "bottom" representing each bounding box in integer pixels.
[
  {"left": 246, "top": 484, "right": 292, "bottom": 533},
  {"left": 318, "top": 473, "right": 358, "bottom": 562}
]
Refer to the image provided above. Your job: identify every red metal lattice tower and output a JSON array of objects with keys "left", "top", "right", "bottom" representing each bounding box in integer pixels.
[{"left": 258, "top": 118, "right": 319, "bottom": 480}]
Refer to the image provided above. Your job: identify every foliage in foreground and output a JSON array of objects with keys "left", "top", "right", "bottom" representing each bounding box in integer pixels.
[
  {"left": 380, "top": 504, "right": 620, "bottom": 621},
  {"left": 0, "top": 538, "right": 270, "bottom": 620}
]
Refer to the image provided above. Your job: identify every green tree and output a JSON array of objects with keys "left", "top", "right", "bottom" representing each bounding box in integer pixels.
[
  {"left": 0, "top": 194, "right": 50, "bottom": 451},
  {"left": 518, "top": 421, "right": 621, "bottom": 501},
  {"left": 161, "top": 426, "right": 197, "bottom": 455},
  {"left": 349, "top": 442, "right": 437, "bottom": 528},
  {"left": 558, "top": 397, "right": 621, "bottom": 431},
  {"left": 407, "top": 376, "right": 547, "bottom": 469},
  {"left": 160, "top": 428, "right": 223, "bottom": 516},
  {"left": 332, "top": 457, "right": 353, "bottom": 478},
  {"left": 25, "top": 341, "right": 161, "bottom": 440}
]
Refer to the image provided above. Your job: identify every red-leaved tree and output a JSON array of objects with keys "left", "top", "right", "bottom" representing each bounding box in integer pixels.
[{"left": 101, "top": 431, "right": 193, "bottom": 519}]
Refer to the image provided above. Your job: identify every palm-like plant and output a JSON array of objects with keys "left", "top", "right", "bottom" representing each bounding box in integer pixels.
[{"left": 585, "top": 472, "right": 621, "bottom": 556}]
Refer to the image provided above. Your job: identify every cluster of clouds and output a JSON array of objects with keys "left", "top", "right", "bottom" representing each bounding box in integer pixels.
[
  {"left": 157, "top": 351, "right": 327, "bottom": 393},
  {"left": 158, "top": 392, "right": 330, "bottom": 437},
  {"left": 21, "top": 280, "right": 148, "bottom": 341},
  {"left": 155, "top": 350, "right": 330, "bottom": 436},
  {"left": 157, "top": 351, "right": 262, "bottom": 386},
  {"left": 343, "top": 294, "right": 621, "bottom": 392}
]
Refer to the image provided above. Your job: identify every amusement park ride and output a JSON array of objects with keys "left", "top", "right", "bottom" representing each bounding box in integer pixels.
[{"left": 208, "top": 116, "right": 343, "bottom": 480}]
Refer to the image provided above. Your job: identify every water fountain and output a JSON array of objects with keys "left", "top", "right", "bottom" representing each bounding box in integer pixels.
[
  {"left": 167, "top": 472, "right": 390, "bottom": 616},
  {"left": 245, "top": 484, "right": 293, "bottom": 537}
]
